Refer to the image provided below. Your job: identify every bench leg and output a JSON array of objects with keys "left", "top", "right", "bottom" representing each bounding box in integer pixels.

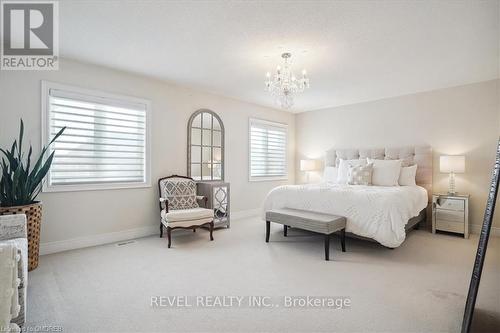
[
  {"left": 284, "top": 225, "right": 288, "bottom": 237},
  {"left": 324, "top": 234, "right": 330, "bottom": 261},
  {"left": 266, "top": 221, "right": 270, "bottom": 243},
  {"left": 341, "top": 228, "right": 346, "bottom": 252}
]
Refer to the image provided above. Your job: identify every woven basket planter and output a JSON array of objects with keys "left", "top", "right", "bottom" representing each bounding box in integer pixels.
[{"left": 0, "top": 202, "right": 42, "bottom": 271}]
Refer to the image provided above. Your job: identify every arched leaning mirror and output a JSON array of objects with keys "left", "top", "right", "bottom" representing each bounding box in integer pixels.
[{"left": 187, "top": 109, "right": 225, "bottom": 181}]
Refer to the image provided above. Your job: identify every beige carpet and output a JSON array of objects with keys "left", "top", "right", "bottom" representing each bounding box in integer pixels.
[{"left": 27, "top": 217, "right": 500, "bottom": 333}]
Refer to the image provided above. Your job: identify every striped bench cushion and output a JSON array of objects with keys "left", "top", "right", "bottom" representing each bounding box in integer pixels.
[{"left": 266, "top": 208, "right": 346, "bottom": 234}]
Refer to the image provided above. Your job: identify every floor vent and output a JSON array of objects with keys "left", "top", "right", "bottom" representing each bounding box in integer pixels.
[{"left": 115, "top": 240, "right": 137, "bottom": 247}]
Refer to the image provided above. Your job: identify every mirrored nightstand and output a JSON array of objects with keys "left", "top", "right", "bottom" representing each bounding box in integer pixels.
[
  {"left": 196, "top": 182, "right": 230, "bottom": 228},
  {"left": 432, "top": 194, "right": 469, "bottom": 238}
]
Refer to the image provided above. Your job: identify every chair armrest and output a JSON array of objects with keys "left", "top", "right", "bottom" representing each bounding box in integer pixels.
[
  {"left": 0, "top": 214, "right": 27, "bottom": 241},
  {"left": 159, "top": 197, "right": 169, "bottom": 212},
  {"left": 196, "top": 195, "right": 208, "bottom": 207}
]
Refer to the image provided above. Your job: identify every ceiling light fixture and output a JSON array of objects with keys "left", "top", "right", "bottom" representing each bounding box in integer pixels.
[
  {"left": 264, "top": 52, "right": 309, "bottom": 109},
  {"left": 265, "top": 52, "right": 309, "bottom": 109}
]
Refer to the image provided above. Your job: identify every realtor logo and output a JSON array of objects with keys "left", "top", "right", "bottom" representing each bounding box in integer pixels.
[{"left": 1, "top": 0, "right": 59, "bottom": 70}]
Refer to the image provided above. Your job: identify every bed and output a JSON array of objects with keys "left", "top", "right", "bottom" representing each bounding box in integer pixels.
[{"left": 263, "top": 146, "right": 432, "bottom": 248}]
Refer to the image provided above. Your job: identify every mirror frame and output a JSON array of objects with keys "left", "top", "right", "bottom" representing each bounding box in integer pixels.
[
  {"left": 187, "top": 109, "right": 225, "bottom": 181},
  {"left": 461, "top": 138, "right": 500, "bottom": 332}
]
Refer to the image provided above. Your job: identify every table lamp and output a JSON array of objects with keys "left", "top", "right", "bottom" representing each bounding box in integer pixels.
[{"left": 300, "top": 159, "right": 320, "bottom": 183}]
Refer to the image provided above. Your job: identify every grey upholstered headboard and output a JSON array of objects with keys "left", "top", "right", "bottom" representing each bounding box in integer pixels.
[{"left": 325, "top": 146, "right": 433, "bottom": 200}]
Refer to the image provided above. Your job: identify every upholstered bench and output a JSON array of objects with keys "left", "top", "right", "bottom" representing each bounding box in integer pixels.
[{"left": 265, "top": 208, "right": 346, "bottom": 260}]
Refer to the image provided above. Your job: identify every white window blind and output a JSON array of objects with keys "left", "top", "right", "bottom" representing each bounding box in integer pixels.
[
  {"left": 249, "top": 118, "right": 287, "bottom": 181},
  {"left": 42, "top": 82, "right": 150, "bottom": 192}
]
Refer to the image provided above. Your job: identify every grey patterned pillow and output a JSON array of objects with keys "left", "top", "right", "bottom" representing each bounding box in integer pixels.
[
  {"left": 160, "top": 178, "right": 199, "bottom": 210},
  {"left": 347, "top": 163, "right": 373, "bottom": 185}
]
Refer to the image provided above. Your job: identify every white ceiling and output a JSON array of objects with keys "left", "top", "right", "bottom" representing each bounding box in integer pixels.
[{"left": 59, "top": 0, "right": 499, "bottom": 113}]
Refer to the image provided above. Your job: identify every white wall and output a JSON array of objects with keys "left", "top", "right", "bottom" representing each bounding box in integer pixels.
[
  {"left": 0, "top": 58, "right": 295, "bottom": 249},
  {"left": 295, "top": 80, "right": 500, "bottom": 230}
]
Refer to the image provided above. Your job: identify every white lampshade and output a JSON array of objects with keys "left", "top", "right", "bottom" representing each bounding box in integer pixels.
[
  {"left": 300, "top": 159, "right": 320, "bottom": 172},
  {"left": 440, "top": 155, "right": 465, "bottom": 173}
]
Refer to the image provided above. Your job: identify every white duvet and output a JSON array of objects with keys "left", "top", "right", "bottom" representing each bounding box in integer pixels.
[{"left": 262, "top": 183, "right": 428, "bottom": 248}]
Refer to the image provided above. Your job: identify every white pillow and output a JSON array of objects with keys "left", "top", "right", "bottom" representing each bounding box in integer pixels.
[
  {"left": 323, "top": 167, "right": 339, "bottom": 183},
  {"left": 337, "top": 159, "right": 367, "bottom": 184},
  {"left": 399, "top": 164, "right": 417, "bottom": 186},
  {"left": 367, "top": 159, "right": 402, "bottom": 186}
]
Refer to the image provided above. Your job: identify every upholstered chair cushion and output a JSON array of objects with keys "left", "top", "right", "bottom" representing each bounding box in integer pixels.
[
  {"left": 159, "top": 177, "right": 199, "bottom": 210},
  {"left": 162, "top": 207, "right": 214, "bottom": 222},
  {"left": 161, "top": 207, "right": 214, "bottom": 228},
  {"left": 162, "top": 217, "right": 214, "bottom": 228}
]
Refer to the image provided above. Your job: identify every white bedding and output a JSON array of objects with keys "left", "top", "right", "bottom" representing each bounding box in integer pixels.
[{"left": 262, "top": 183, "right": 428, "bottom": 248}]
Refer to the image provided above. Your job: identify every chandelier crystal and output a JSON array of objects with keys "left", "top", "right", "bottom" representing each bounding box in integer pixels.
[{"left": 264, "top": 52, "right": 310, "bottom": 109}]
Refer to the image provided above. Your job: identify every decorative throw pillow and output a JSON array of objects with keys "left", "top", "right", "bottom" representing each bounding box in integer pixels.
[
  {"left": 367, "top": 158, "right": 402, "bottom": 186},
  {"left": 337, "top": 159, "right": 367, "bottom": 184},
  {"left": 348, "top": 163, "right": 373, "bottom": 185},
  {"left": 399, "top": 164, "right": 418, "bottom": 186},
  {"left": 161, "top": 178, "right": 199, "bottom": 210},
  {"left": 323, "top": 167, "right": 339, "bottom": 183}
]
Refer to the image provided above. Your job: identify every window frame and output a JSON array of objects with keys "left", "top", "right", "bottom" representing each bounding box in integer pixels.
[
  {"left": 248, "top": 118, "right": 288, "bottom": 182},
  {"left": 41, "top": 80, "right": 152, "bottom": 193}
]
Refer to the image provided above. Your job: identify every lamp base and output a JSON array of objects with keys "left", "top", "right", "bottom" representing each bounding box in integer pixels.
[{"left": 448, "top": 172, "right": 456, "bottom": 196}]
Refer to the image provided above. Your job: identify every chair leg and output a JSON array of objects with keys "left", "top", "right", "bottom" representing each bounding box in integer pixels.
[
  {"left": 167, "top": 227, "right": 172, "bottom": 248},
  {"left": 325, "top": 234, "right": 330, "bottom": 261},
  {"left": 209, "top": 222, "right": 214, "bottom": 241},
  {"left": 160, "top": 223, "right": 163, "bottom": 238},
  {"left": 284, "top": 225, "right": 288, "bottom": 237},
  {"left": 341, "top": 228, "right": 346, "bottom": 252},
  {"left": 266, "top": 221, "right": 270, "bottom": 242}
]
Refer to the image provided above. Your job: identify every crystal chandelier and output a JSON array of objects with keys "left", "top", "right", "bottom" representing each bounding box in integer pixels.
[{"left": 265, "top": 52, "right": 310, "bottom": 109}]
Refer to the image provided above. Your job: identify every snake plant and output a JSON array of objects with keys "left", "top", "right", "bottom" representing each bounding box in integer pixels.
[{"left": 0, "top": 119, "right": 65, "bottom": 207}]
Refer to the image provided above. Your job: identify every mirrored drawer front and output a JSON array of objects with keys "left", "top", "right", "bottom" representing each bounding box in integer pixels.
[
  {"left": 436, "top": 209, "right": 464, "bottom": 223},
  {"left": 436, "top": 220, "right": 464, "bottom": 234},
  {"left": 436, "top": 198, "right": 465, "bottom": 211}
]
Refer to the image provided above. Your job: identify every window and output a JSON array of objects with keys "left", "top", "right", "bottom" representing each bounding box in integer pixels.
[
  {"left": 249, "top": 118, "right": 288, "bottom": 181},
  {"left": 41, "top": 81, "right": 151, "bottom": 192}
]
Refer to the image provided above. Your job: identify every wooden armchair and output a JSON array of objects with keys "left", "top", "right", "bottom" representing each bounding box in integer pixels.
[{"left": 158, "top": 175, "right": 214, "bottom": 248}]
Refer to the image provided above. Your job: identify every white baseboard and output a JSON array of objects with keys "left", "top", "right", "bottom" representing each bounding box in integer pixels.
[
  {"left": 40, "top": 225, "right": 158, "bottom": 255},
  {"left": 40, "top": 208, "right": 262, "bottom": 255},
  {"left": 470, "top": 224, "right": 500, "bottom": 237}
]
